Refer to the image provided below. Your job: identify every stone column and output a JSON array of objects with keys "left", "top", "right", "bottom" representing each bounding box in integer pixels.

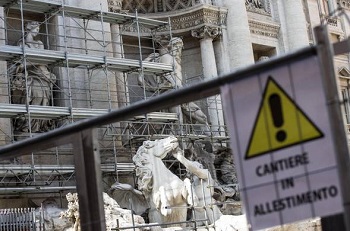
[
  {"left": 282, "top": 0, "right": 309, "bottom": 51},
  {"left": 213, "top": 31, "right": 230, "bottom": 76},
  {"left": 219, "top": 0, "right": 255, "bottom": 70},
  {"left": 192, "top": 26, "right": 225, "bottom": 136},
  {"left": 109, "top": 0, "right": 127, "bottom": 108},
  {"left": 109, "top": 0, "right": 125, "bottom": 147}
]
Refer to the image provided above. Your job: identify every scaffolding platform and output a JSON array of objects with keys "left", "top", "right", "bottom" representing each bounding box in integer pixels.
[
  {"left": 0, "top": 45, "right": 173, "bottom": 74},
  {"left": 131, "top": 112, "right": 178, "bottom": 121},
  {"left": 0, "top": 163, "right": 134, "bottom": 176},
  {"left": 0, "top": 103, "right": 110, "bottom": 119}
]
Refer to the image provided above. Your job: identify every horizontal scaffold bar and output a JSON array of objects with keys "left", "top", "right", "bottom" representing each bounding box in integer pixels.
[
  {"left": 0, "top": 45, "right": 173, "bottom": 74},
  {"left": 0, "top": 45, "right": 318, "bottom": 159},
  {"left": 0, "top": 104, "right": 180, "bottom": 120},
  {"left": 0, "top": 163, "right": 135, "bottom": 176}
]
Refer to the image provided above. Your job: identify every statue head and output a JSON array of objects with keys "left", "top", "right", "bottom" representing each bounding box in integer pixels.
[
  {"left": 132, "top": 136, "right": 179, "bottom": 195},
  {"left": 169, "top": 37, "right": 183, "bottom": 52},
  {"left": 143, "top": 136, "right": 179, "bottom": 159},
  {"left": 25, "top": 21, "right": 40, "bottom": 36}
]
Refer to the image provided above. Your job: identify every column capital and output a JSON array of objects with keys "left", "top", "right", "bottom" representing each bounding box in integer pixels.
[{"left": 191, "top": 26, "right": 221, "bottom": 40}]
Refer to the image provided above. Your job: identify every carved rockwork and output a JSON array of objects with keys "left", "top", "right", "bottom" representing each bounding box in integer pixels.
[
  {"left": 191, "top": 26, "right": 221, "bottom": 39},
  {"left": 248, "top": 19, "right": 280, "bottom": 38}
]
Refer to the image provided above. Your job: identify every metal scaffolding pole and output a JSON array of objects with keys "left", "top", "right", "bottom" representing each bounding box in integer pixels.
[{"left": 0, "top": 45, "right": 317, "bottom": 158}]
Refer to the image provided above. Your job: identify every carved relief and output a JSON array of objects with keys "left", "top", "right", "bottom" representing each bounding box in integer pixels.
[
  {"left": 245, "top": 0, "right": 271, "bottom": 15},
  {"left": 108, "top": 0, "right": 123, "bottom": 13},
  {"left": 168, "top": 7, "right": 227, "bottom": 31},
  {"left": 121, "top": 6, "right": 227, "bottom": 35},
  {"left": 122, "top": 0, "right": 215, "bottom": 13},
  {"left": 248, "top": 19, "right": 280, "bottom": 38}
]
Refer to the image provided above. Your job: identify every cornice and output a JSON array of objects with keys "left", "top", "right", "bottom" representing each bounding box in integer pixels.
[{"left": 121, "top": 5, "right": 228, "bottom": 35}]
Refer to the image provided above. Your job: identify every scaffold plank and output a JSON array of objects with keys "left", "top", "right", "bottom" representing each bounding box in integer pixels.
[
  {"left": 0, "top": 103, "right": 109, "bottom": 119},
  {"left": 0, "top": 163, "right": 135, "bottom": 177},
  {"left": 131, "top": 112, "right": 178, "bottom": 121},
  {"left": 0, "top": 45, "right": 173, "bottom": 73}
]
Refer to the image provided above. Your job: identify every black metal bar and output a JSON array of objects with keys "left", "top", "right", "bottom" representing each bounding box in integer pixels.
[
  {"left": 72, "top": 129, "right": 106, "bottom": 231},
  {"left": 0, "top": 45, "right": 317, "bottom": 159}
]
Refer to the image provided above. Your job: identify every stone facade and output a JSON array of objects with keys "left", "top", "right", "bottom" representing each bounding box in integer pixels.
[{"left": 0, "top": 0, "right": 349, "bottom": 230}]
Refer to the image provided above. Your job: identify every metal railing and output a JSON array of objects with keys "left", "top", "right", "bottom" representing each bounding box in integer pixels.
[{"left": 0, "top": 208, "right": 36, "bottom": 231}]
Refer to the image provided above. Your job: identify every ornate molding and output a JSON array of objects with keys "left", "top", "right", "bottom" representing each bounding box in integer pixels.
[
  {"left": 121, "top": 5, "right": 227, "bottom": 35},
  {"left": 248, "top": 19, "right": 280, "bottom": 38},
  {"left": 191, "top": 26, "right": 221, "bottom": 40},
  {"left": 122, "top": 0, "right": 215, "bottom": 13},
  {"left": 170, "top": 7, "right": 227, "bottom": 32}
]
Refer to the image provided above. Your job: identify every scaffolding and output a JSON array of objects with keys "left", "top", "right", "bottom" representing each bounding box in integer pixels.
[{"left": 0, "top": 1, "right": 233, "bottom": 229}]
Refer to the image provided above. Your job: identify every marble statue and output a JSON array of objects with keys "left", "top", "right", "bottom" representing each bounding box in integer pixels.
[
  {"left": 181, "top": 102, "right": 208, "bottom": 125},
  {"left": 140, "top": 37, "right": 208, "bottom": 125},
  {"left": 109, "top": 182, "right": 149, "bottom": 216},
  {"left": 132, "top": 136, "right": 198, "bottom": 226},
  {"left": 11, "top": 21, "right": 56, "bottom": 133},
  {"left": 173, "top": 147, "right": 223, "bottom": 225},
  {"left": 139, "top": 37, "right": 183, "bottom": 91}
]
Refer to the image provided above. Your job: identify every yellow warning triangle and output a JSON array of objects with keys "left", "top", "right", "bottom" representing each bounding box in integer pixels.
[{"left": 245, "top": 77, "right": 323, "bottom": 159}]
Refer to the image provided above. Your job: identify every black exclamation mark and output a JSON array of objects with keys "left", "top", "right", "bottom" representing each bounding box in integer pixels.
[{"left": 269, "top": 93, "right": 287, "bottom": 142}]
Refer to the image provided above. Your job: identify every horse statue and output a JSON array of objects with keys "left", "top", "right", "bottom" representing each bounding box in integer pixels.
[{"left": 132, "top": 136, "right": 198, "bottom": 226}]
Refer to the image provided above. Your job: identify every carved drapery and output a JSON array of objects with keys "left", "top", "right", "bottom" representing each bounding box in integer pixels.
[{"left": 122, "top": 0, "right": 214, "bottom": 13}]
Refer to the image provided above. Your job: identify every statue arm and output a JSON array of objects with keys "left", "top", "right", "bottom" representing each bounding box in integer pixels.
[{"left": 173, "top": 149, "right": 209, "bottom": 179}]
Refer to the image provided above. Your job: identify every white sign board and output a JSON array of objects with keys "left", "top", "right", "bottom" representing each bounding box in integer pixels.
[{"left": 221, "top": 56, "right": 343, "bottom": 230}]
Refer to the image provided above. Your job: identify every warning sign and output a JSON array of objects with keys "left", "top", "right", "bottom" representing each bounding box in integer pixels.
[
  {"left": 245, "top": 77, "right": 324, "bottom": 159},
  {"left": 221, "top": 56, "right": 343, "bottom": 230}
]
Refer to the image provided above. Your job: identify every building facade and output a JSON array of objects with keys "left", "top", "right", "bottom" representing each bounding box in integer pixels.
[{"left": 0, "top": 0, "right": 348, "bottom": 228}]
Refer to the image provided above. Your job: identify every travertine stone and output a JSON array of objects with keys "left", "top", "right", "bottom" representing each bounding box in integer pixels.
[
  {"left": 191, "top": 26, "right": 225, "bottom": 134},
  {"left": 282, "top": 0, "right": 309, "bottom": 51},
  {"left": 220, "top": 0, "right": 255, "bottom": 70}
]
